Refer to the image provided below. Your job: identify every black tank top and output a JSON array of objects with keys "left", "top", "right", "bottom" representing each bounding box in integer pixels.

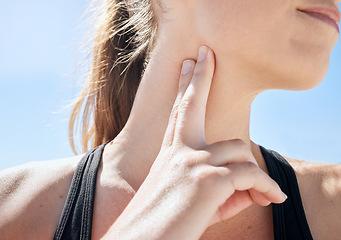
[{"left": 54, "top": 143, "right": 313, "bottom": 240}]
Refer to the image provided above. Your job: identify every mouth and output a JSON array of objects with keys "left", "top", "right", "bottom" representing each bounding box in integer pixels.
[{"left": 297, "top": 7, "right": 340, "bottom": 34}]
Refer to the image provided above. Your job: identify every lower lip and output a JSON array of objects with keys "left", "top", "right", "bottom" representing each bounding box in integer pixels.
[{"left": 299, "top": 10, "right": 340, "bottom": 33}]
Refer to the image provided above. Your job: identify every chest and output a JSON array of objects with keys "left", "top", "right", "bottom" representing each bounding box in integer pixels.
[
  {"left": 199, "top": 204, "right": 274, "bottom": 240},
  {"left": 92, "top": 156, "right": 275, "bottom": 240}
]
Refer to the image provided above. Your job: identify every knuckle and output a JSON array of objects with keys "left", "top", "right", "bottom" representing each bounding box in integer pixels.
[
  {"left": 212, "top": 141, "right": 226, "bottom": 149},
  {"left": 184, "top": 152, "right": 200, "bottom": 168},
  {"left": 169, "top": 149, "right": 187, "bottom": 165},
  {"left": 191, "top": 166, "right": 220, "bottom": 187},
  {"left": 244, "top": 162, "right": 260, "bottom": 175},
  {"left": 231, "top": 138, "right": 248, "bottom": 150},
  {"left": 230, "top": 138, "right": 251, "bottom": 161},
  {"left": 169, "top": 149, "right": 199, "bottom": 170},
  {"left": 183, "top": 151, "right": 207, "bottom": 168},
  {"left": 169, "top": 149, "right": 222, "bottom": 189}
]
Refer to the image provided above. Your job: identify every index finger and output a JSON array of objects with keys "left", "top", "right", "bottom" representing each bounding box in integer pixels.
[
  {"left": 161, "top": 60, "right": 196, "bottom": 150},
  {"left": 174, "top": 46, "right": 215, "bottom": 149}
]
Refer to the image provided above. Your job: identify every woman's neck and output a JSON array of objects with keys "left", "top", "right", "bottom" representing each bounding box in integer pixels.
[{"left": 110, "top": 37, "right": 267, "bottom": 191}]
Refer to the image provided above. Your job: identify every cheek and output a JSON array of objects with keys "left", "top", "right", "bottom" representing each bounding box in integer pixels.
[
  {"left": 195, "top": 0, "right": 286, "bottom": 52},
  {"left": 195, "top": 0, "right": 336, "bottom": 91},
  {"left": 195, "top": 0, "right": 260, "bottom": 53}
]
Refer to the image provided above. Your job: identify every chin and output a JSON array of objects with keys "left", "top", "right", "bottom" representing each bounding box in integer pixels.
[
  {"left": 286, "top": 58, "right": 330, "bottom": 91},
  {"left": 283, "top": 39, "right": 336, "bottom": 91},
  {"left": 264, "top": 49, "right": 331, "bottom": 92},
  {"left": 285, "top": 74, "right": 326, "bottom": 91},
  {"left": 271, "top": 65, "right": 329, "bottom": 92}
]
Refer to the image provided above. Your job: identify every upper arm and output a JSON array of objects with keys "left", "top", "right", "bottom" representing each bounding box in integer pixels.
[
  {"left": 293, "top": 161, "right": 341, "bottom": 240},
  {"left": 0, "top": 156, "right": 80, "bottom": 240},
  {"left": 0, "top": 163, "right": 32, "bottom": 239},
  {"left": 319, "top": 164, "right": 341, "bottom": 235}
]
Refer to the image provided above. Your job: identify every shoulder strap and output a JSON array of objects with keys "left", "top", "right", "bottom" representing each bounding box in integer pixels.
[
  {"left": 54, "top": 142, "right": 108, "bottom": 240},
  {"left": 260, "top": 145, "right": 313, "bottom": 240}
]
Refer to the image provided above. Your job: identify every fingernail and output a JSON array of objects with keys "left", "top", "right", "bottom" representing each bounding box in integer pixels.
[
  {"left": 198, "top": 46, "right": 208, "bottom": 63},
  {"left": 282, "top": 192, "right": 288, "bottom": 201},
  {"left": 181, "top": 60, "right": 192, "bottom": 75}
]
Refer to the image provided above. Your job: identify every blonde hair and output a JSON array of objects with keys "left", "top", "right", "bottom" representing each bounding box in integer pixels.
[{"left": 69, "top": 0, "right": 159, "bottom": 154}]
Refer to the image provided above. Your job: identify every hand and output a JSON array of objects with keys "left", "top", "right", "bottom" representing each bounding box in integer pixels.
[{"left": 108, "top": 46, "right": 287, "bottom": 240}]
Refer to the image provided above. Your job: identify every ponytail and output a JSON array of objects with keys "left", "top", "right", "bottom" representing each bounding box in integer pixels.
[{"left": 69, "top": 0, "right": 158, "bottom": 153}]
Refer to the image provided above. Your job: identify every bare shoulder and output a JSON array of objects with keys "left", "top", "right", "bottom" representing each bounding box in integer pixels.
[
  {"left": 284, "top": 156, "right": 341, "bottom": 239},
  {"left": 0, "top": 154, "right": 84, "bottom": 240}
]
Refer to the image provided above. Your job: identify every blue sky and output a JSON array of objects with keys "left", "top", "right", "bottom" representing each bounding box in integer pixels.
[{"left": 0, "top": 1, "right": 340, "bottom": 170}]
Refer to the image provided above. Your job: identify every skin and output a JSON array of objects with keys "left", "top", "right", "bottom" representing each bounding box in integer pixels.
[
  {"left": 102, "top": 48, "right": 287, "bottom": 240},
  {"left": 1, "top": 0, "right": 341, "bottom": 239},
  {"left": 117, "top": 0, "right": 340, "bottom": 189}
]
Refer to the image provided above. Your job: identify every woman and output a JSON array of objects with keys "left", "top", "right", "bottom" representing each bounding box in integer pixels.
[{"left": 1, "top": 0, "right": 340, "bottom": 239}]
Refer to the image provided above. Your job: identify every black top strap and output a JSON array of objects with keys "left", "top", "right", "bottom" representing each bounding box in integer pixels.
[
  {"left": 54, "top": 143, "right": 313, "bottom": 240},
  {"left": 54, "top": 142, "right": 108, "bottom": 240},
  {"left": 260, "top": 145, "right": 313, "bottom": 240}
]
